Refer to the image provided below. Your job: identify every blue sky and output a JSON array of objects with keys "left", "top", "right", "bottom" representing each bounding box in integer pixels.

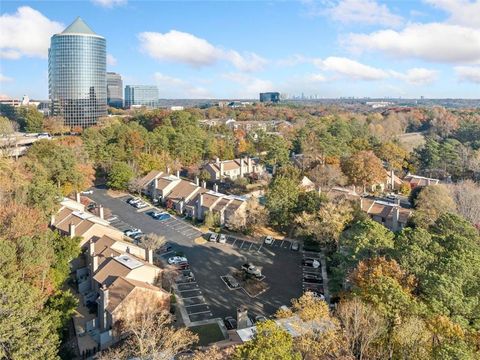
[{"left": 1, "top": 0, "right": 479, "bottom": 99}]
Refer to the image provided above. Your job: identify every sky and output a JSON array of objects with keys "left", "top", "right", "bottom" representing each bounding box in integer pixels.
[{"left": 0, "top": 0, "right": 479, "bottom": 99}]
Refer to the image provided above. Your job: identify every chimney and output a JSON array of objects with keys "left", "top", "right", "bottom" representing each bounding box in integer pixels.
[
  {"left": 75, "top": 192, "right": 81, "bottom": 203},
  {"left": 220, "top": 162, "right": 224, "bottom": 180},
  {"left": 202, "top": 180, "right": 207, "bottom": 189},
  {"left": 146, "top": 248, "right": 153, "bottom": 264},
  {"left": 237, "top": 306, "right": 249, "bottom": 330},
  {"left": 392, "top": 206, "right": 400, "bottom": 231},
  {"left": 89, "top": 239, "right": 95, "bottom": 256},
  {"left": 100, "top": 284, "right": 109, "bottom": 330},
  {"left": 176, "top": 170, "right": 180, "bottom": 178},
  {"left": 390, "top": 169, "right": 395, "bottom": 190},
  {"left": 240, "top": 158, "right": 244, "bottom": 177},
  {"left": 196, "top": 194, "right": 204, "bottom": 220},
  {"left": 214, "top": 183, "right": 219, "bottom": 193},
  {"left": 215, "top": 157, "right": 220, "bottom": 165},
  {"left": 248, "top": 157, "right": 252, "bottom": 173},
  {"left": 99, "top": 205, "right": 104, "bottom": 220},
  {"left": 50, "top": 214, "right": 55, "bottom": 227},
  {"left": 69, "top": 223, "right": 76, "bottom": 238},
  {"left": 360, "top": 197, "right": 364, "bottom": 210},
  {"left": 195, "top": 176, "right": 199, "bottom": 186},
  {"left": 167, "top": 167, "right": 171, "bottom": 174}
]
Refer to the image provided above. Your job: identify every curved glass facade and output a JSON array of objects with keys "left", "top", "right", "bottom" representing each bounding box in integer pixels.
[{"left": 49, "top": 29, "right": 106, "bottom": 128}]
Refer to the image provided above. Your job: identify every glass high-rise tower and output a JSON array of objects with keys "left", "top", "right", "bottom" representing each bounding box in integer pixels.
[
  {"left": 48, "top": 17, "right": 107, "bottom": 128},
  {"left": 107, "top": 72, "right": 123, "bottom": 108}
]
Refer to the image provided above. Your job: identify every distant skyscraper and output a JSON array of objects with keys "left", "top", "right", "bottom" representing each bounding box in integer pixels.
[
  {"left": 107, "top": 72, "right": 123, "bottom": 108},
  {"left": 259, "top": 92, "right": 280, "bottom": 103},
  {"left": 48, "top": 17, "right": 107, "bottom": 128},
  {"left": 124, "top": 85, "right": 159, "bottom": 108}
]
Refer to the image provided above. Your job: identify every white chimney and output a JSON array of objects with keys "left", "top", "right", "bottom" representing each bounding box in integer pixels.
[
  {"left": 167, "top": 167, "right": 171, "bottom": 174},
  {"left": 390, "top": 169, "right": 395, "bottom": 190},
  {"left": 89, "top": 239, "right": 95, "bottom": 256},
  {"left": 100, "top": 284, "right": 109, "bottom": 330},
  {"left": 195, "top": 176, "right": 199, "bottom": 186},
  {"left": 196, "top": 194, "right": 204, "bottom": 220},
  {"left": 50, "top": 214, "right": 55, "bottom": 226},
  {"left": 202, "top": 180, "right": 207, "bottom": 189},
  {"left": 146, "top": 248, "right": 153, "bottom": 264},
  {"left": 240, "top": 158, "right": 244, "bottom": 177},
  {"left": 69, "top": 223, "right": 76, "bottom": 238},
  {"left": 214, "top": 183, "right": 219, "bottom": 193},
  {"left": 176, "top": 170, "right": 180, "bottom": 178},
  {"left": 248, "top": 157, "right": 253, "bottom": 173},
  {"left": 99, "top": 205, "right": 104, "bottom": 220},
  {"left": 220, "top": 162, "right": 224, "bottom": 180},
  {"left": 75, "top": 192, "right": 81, "bottom": 203},
  {"left": 215, "top": 157, "right": 220, "bottom": 165},
  {"left": 392, "top": 206, "right": 400, "bottom": 231}
]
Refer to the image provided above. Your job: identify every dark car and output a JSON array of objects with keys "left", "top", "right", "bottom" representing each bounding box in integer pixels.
[
  {"left": 158, "top": 243, "right": 173, "bottom": 253},
  {"left": 302, "top": 258, "right": 321, "bottom": 269},
  {"left": 181, "top": 270, "right": 195, "bottom": 282},
  {"left": 224, "top": 316, "right": 237, "bottom": 330},
  {"left": 175, "top": 262, "right": 190, "bottom": 270},
  {"left": 303, "top": 273, "right": 323, "bottom": 284},
  {"left": 86, "top": 202, "right": 97, "bottom": 211},
  {"left": 224, "top": 275, "right": 240, "bottom": 289}
]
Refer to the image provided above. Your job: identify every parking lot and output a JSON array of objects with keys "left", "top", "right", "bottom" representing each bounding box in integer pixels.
[{"left": 88, "top": 188, "right": 306, "bottom": 323}]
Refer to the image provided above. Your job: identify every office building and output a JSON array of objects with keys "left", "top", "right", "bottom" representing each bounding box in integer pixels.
[
  {"left": 124, "top": 85, "right": 159, "bottom": 108},
  {"left": 259, "top": 92, "right": 280, "bottom": 103},
  {"left": 106, "top": 72, "right": 123, "bottom": 108},
  {"left": 48, "top": 17, "right": 107, "bottom": 128}
]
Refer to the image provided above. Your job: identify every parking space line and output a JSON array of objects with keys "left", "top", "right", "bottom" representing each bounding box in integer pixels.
[
  {"left": 238, "top": 240, "right": 245, "bottom": 248},
  {"left": 184, "top": 303, "right": 207, "bottom": 308},
  {"left": 280, "top": 240, "right": 284, "bottom": 248},
  {"left": 231, "top": 238, "right": 237, "bottom": 247},
  {"left": 188, "top": 310, "right": 212, "bottom": 316},
  {"left": 181, "top": 295, "right": 205, "bottom": 300},
  {"left": 257, "top": 242, "right": 263, "bottom": 252},
  {"left": 248, "top": 242, "right": 254, "bottom": 250}
]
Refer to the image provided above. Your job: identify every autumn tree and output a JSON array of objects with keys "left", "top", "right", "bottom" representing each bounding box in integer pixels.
[
  {"left": 341, "top": 151, "right": 386, "bottom": 191},
  {"left": 411, "top": 184, "right": 457, "bottom": 227},
  {"left": 42, "top": 116, "right": 69, "bottom": 135},
  {"left": 448, "top": 180, "right": 480, "bottom": 227},
  {"left": 375, "top": 141, "right": 409, "bottom": 172},
  {"left": 139, "top": 233, "right": 166, "bottom": 251}
]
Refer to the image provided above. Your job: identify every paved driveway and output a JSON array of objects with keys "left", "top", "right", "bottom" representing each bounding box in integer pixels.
[{"left": 88, "top": 188, "right": 303, "bottom": 321}]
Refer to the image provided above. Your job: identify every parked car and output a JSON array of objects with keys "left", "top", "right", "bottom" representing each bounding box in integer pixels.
[
  {"left": 124, "top": 228, "right": 142, "bottom": 237},
  {"left": 158, "top": 243, "right": 173, "bottom": 253},
  {"left": 255, "top": 315, "right": 267, "bottom": 323},
  {"left": 81, "top": 190, "right": 93, "bottom": 195},
  {"left": 168, "top": 256, "right": 188, "bottom": 265},
  {"left": 224, "top": 316, "right": 237, "bottom": 330},
  {"left": 37, "top": 132, "right": 51, "bottom": 139},
  {"left": 218, "top": 234, "right": 227, "bottom": 243},
  {"left": 106, "top": 215, "right": 118, "bottom": 222},
  {"left": 209, "top": 233, "right": 218, "bottom": 242},
  {"left": 86, "top": 202, "right": 97, "bottom": 211},
  {"left": 224, "top": 275, "right": 239, "bottom": 289},
  {"left": 241, "top": 263, "right": 262, "bottom": 278},
  {"left": 303, "top": 273, "right": 323, "bottom": 284},
  {"left": 264, "top": 235, "right": 274, "bottom": 245},
  {"left": 134, "top": 201, "right": 148, "bottom": 209},
  {"left": 127, "top": 197, "right": 141, "bottom": 205},
  {"left": 291, "top": 241, "right": 300, "bottom": 251},
  {"left": 132, "top": 233, "right": 144, "bottom": 241},
  {"left": 302, "top": 258, "right": 321, "bottom": 268},
  {"left": 150, "top": 211, "right": 163, "bottom": 219}
]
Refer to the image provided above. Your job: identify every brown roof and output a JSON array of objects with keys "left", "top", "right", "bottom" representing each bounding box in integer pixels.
[
  {"left": 106, "top": 276, "right": 163, "bottom": 313},
  {"left": 201, "top": 192, "right": 223, "bottom": 209},
  {"left": 225, "top": 199, "right": 243, "bottom": 213},
  {"left": 93, "top": 257, "right": 131, "bottom": 286},
  {"left": 362, "top": 199, "right": 412, "bottom": 224},
  {"left": 166, "top": 180, "right": 200, "bottom": 202},
  {"left": 139, "top": 170, "right": 163, "bottom": 187},
  {"left": 93, "top": 236, "right": 122, "bottom": 266},
  {"left": 186, "top": 187, "right": 208, "bottom": 207},
  {"left": 53, "top": 208, "right": 96, "bottom": 235},
  {"left": 404, "top": 175, "right": 439, "bottom": 187},
  {"left": 156, "top": 177, "right": 175, "bottom": 191},
  {"left": 213, "top": 197, "right": 231, "bottom": 212}
]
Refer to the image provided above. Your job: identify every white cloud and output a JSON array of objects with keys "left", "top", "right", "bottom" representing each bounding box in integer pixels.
[
  {"left": 326, "top": 0, "right": 403, "bottom": 27},
  {"left": 153, "top": 72, "right": 212, "bottom": 98},
  {"left": 0, "top": 6, "right": 63, "bottom": 59},
  {"left": 222, "top": 73, "right": 273, "bottom": 98},
  {"left": 107, "top": 54, "right": 117, "bottom": 66},
  {"left": 390, "top": 68, "right": 438, "bottom": 85},
  {"left": 346, "top": 23, "right": 480, "bottom": 64},
  {"left": 314, "top": 56, "right": 389, "bottom": 80},
  {"left": 425, "top": 0, "right": 480, "bottom": 28},
  {"left": 0, "top": 73, "right": 13, "bottom": 83},
  {"left": 309, "top": 73, "right": 328, "bottom": 82},
  {"left": 91, "top": 0, "right": 127, "bottom": 8},
  {"left": 454, "top": 66, "right": 480, "bottom": 83},
  {"left": 139, "top": 30, "right": 267, "bottom": 72}
]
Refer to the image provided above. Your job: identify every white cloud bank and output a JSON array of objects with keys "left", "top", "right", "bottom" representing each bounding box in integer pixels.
[
  {"left": 454, "top": 66, "right": 480, "bottom": 83},
  {"left": 327, "top": 0, "right": 403, "bottom": 27},
  {"left": 0, "top": 6, "right": 63, "bottom": 59},
  {"left": 139, "top": 30, "right": 267, "bottom": 72},
  {"left": 314, "top": 56, "right": 389, "bottom": 81},
  {"left": 154, "top": 72, "right": 212, "bottom": 98},
  {"left": 91, "top": 0, "right": 127, "bottom": 8},
  {"left": 346, "top": 22, "right": 480, "bottom": 64},
  {"left": 425, "top": 0, "right": 480, "bottom": 28}
]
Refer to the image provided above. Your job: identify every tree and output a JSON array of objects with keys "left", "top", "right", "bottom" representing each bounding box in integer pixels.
[
  {"left": 448, "top": 180, "right": 480, "bottom": 227},
  {"left": 0, "top": 275, "right": 60, "bottom": 360},
  {"left": 42, "top": 116, "right": 69, "bottom": 135},
  {"left": 114, "top": 311, "right": 197, "bottom": 360},
  {"left": 16, "top": 106, "right": 44, "bottom": 133},
  {"left": 139, "top": 233, "right": 166, "bottom": 251},
  {"left": 107, "top": 161, "right": 134, "bottom": 190},
  {"left": 336, "top": 298, "right": 386, "bottom": 360},
  {"left": 265, "top": 174, "right": 300, "bottom": 228},
  {"left": 308, "top": 164, "right": 347, "bottom": 191},
  {"left": 341, "top": 151, "right": 386, "bottom": 191},
  {"left": 234, "top": 320, "right": 301, "bottom": 360},
  {"left": 375, "top": 142, "right": 409, "bottom": 172},
  {"left": 411, "top": 185, "right": 457, "bottom": 227}
]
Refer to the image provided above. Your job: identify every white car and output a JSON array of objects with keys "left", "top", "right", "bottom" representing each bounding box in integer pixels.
[
  {"left": 124, "top": 228, "right": 141, "bottom": 237},
  {"left": 264, "top": 236, "right": 274, "bottom": 245},
  {"left": 81, "top": 190, "right": 93, "bottom": 195},
  {"left": 209, "top": 233, "right": 218, "bottom": 242},
  {"left": 218, "top": 234, "right": 227, "bottom": 243},
  {"left": 168, "top": 256, "right": 188, "bottom": 265}
]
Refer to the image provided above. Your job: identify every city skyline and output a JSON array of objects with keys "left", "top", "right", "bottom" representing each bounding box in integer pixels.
[{"left": 1, "top": 0, "right": 480, "bottom": 100}]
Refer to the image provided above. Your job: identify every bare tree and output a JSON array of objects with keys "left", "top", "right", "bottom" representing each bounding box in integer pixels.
[
  {"left": 128, "top": 177, "right": 144, "bottom": 197},
  {"left": 448, "top": 180, "right": 480, "bottom": 226},
  {"left": 115, "top": 311, "right": 198, "bottom": 360},
  {"left": 336, "top": 298, "right": 386, "bottom": 360},
  {"left": 139, "top": 233, "right": 166, "bottom": 251}
]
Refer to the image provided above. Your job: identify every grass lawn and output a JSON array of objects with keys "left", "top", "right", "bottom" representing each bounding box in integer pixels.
[{"left": 189, "top": 323, "right": 226, "bottom": 346}]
